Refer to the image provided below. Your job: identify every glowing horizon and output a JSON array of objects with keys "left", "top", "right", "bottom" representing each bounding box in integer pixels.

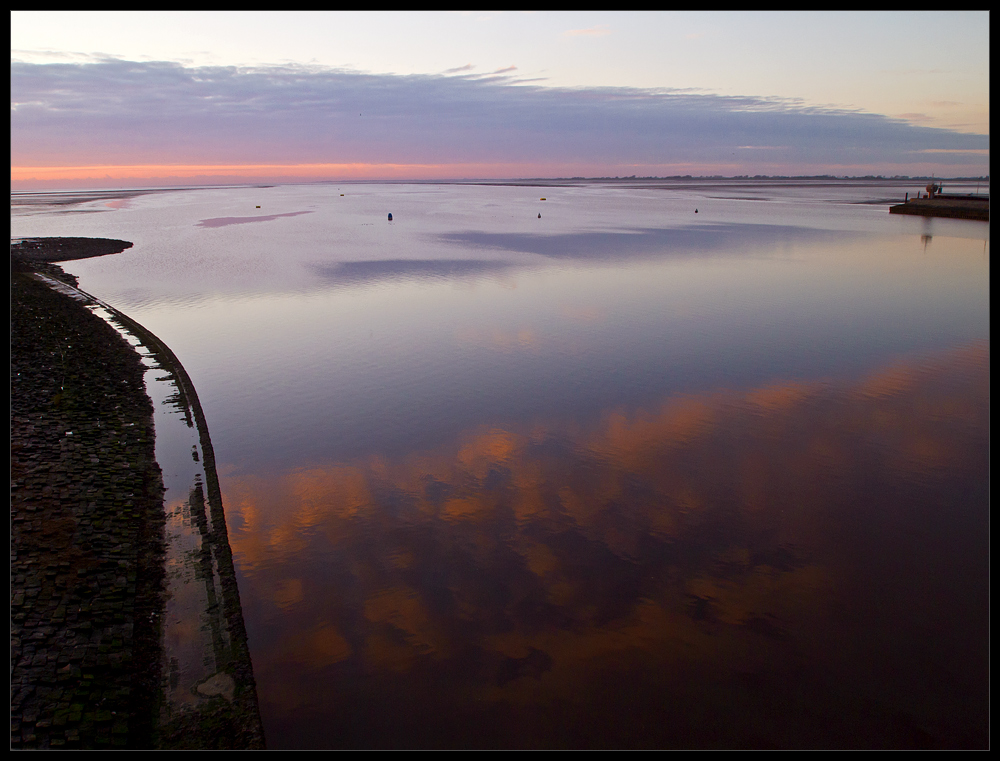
[{"left": 11, "top": 159, "right": 991, "bottom": 191}]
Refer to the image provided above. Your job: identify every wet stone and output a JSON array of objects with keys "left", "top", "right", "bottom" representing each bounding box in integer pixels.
[
  {"left": 11, "top": 267, "right": 165, "bottom": 749},
  {"left": 12, "top": 255, "right": 263, "bottom": 750}
]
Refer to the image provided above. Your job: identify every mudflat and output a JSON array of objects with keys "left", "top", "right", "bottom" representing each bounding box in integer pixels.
[{"left": 12, "top": 236, "right": 133, "bottom": 263}]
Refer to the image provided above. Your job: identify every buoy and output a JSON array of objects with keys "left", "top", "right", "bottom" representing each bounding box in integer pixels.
[
  {"left": 538, "top": 213, "right": 541, "bottom": 218},
  {"left": 695, "top": 209, "right": 698, "bottom": 213},
  {"left": 388, "top": 213, "right": 393, "bottom": 221}
]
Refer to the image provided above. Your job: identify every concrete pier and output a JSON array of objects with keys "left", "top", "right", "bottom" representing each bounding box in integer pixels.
[{"left": 889, "top": 195, "right": 989, "bottom": 221}]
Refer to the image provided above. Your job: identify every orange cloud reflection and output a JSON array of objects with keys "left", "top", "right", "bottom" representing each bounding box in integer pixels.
[{"left": 224, "top": 342, "right": 989, "bottom": 737}]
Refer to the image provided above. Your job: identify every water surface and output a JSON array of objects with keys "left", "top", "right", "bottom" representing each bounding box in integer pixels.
[{"left": 12, "top": 179, "right": 989, "bottom": 747}]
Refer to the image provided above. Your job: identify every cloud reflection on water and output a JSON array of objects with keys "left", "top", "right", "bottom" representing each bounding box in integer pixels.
[
  {"left": 224, "top": 342, "right": 988, "bottom": 748},
  {"left": 196, "top": 210, "right": 314, "bottom": 228},
  {"left": 306, "top": 222, "right": 859, "bottom": 290},
  {"left": 310, "top": 258, "right": 515, "bottom": 286},
  {"left": 436, "top": 223, "right": 856, "bottom": 261}
]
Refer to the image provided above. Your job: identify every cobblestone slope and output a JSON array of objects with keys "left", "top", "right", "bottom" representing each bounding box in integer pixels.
[{"left": 11, "top": 267, "right": 166, "bottom": 748}]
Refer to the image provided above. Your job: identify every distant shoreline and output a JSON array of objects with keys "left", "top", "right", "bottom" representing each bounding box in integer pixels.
[{"left": 11, "top": 175, "right": 989, "bottom": 199}]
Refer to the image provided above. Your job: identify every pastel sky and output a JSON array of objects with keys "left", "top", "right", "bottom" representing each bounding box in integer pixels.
[{"left": 11, "top": 11, "right": 990, "bottom": 188}]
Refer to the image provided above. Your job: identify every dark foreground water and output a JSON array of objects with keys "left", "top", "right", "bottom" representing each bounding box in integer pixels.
[{"left": 12, "top": 179, "right": 989, "bottom": 747}]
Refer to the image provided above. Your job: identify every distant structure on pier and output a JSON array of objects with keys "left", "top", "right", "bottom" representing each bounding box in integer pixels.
[{"left": 889, "top": 181, "right": 988, "bottom": 221}]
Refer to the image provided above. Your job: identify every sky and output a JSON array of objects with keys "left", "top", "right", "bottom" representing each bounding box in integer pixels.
[{"left": 10, "top": 11, "right": 990, "bottom": 188}]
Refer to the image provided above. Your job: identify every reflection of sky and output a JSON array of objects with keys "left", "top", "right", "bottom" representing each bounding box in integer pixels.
[
  {"left": 196, "top": 210, "right": 314, "bottom": 228},
  {"left": 11, "top": 183, "right": 989, "bottom": 472},
  {"left": 12, "top": 182, "right": 988, "bottom": 300},
  {"left": 224, "top": 344, "right": 989, "bottom": 748},
  {"left": 11, "top": 181, "right": 989, "bottom": 747},
  {"left": 434, "top": 222, "right": 854, "bottom": 260},
  {"left": 148, "top": 234, "right": 989, "bottom": 469}
]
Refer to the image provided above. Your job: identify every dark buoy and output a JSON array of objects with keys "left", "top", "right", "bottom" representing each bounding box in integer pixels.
[
  {"left": 538, "top": 213, "right": 541, "bottom": 218},
  {"left": 695, "top": 208, "right": 698, "bottom": 213},
  {"left": 388, "top": 212, "right": 393, "bottom": 221}
]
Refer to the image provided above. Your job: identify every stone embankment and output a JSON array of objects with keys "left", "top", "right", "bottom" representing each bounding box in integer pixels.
[
  {"left": 11, "top": 239, "right": 264, "bottom": 748},
  {"left": 11, "top": 262, "right": 165, "bottom": 748}
]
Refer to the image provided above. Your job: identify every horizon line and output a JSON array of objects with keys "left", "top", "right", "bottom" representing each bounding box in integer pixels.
[{"left": 11, "top": 173, "right": 990, "bottom": 195}]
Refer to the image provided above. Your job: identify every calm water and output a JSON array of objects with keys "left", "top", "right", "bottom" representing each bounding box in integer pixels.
[{"left": 12, "top": 180, "right": 989, "bottom": 748}]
